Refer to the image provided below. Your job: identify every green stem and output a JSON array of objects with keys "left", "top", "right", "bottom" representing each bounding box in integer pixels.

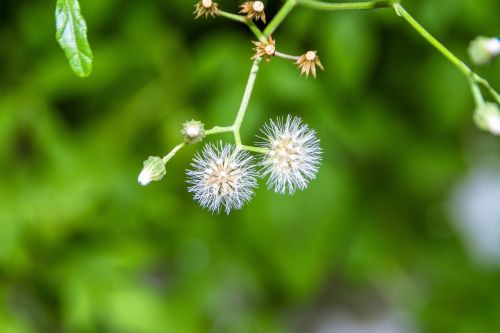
[
  {"left": 473, "top": 74, "right": 500, "bottom": 104},
  {"left": 218, "top": 10, "right": 266, "bottom": 42},
  {"left": 275, "top": 51, "right": 300, "bottom": 61},
  {"left": 263, "top": 0, "right": 297, "bottom": 37},
  {"left": 469, "top": 79, "right": 485, "bottom": 107},
  {"left": 394, "top": 3, "right": 500, "bottom": 104},
  {"left": 393, "top": 3, "right": 471, "bottom": 77},
  {"left": 162, "top": 143, "right": 185, "bottom": 163},
  {"left": 241, "top": 145, "right": 268, "bottom": 154},
  {"left": 297, "top": 0, "right": 394, "bottom": 11},
  {"left": 233, "top": 58, "right": 262, "bottom": 146},
  {"left": 245, "top": 19, "right": 267, "bottom": 42},
  {"left": 205, "top": 126, "right": 234, "bottom": 135}
]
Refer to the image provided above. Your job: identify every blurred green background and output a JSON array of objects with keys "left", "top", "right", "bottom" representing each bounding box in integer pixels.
[{"left": 1, "top": 0, "right": 500, "bottom": 332}]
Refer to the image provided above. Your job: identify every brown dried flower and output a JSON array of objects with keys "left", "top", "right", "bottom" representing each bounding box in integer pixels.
[
  {"left": 239, "top": 1, "right": 266, "bottom": 24},
  {"left": 194, "top": 0, "right": 219, "bottom": 19},
  {"left": 295, "top": 51, "right": 324, "bottom": 78},
  {"left": 251, "top": 36, "right": 275, "bottom": 63}
]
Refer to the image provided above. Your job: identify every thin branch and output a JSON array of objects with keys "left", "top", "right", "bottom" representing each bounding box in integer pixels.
[
  {"left": 218, "top": 10, "right": 266, "bottom": 42},
  {"left": 394, "top": 3, "right": 500, "bottom": 104},
  {"left": 241, "top": 145, "right": 268, "bottom": 154},
  {"left": 205, "top": 126, "right": 234, "bottom": 135},
  {"left": 233, "top": 58, "right": 262, "bottom": 146},
  {"left": 162, "top": 143, "right": 185, "bottom": 163},
  {"left": 393, "top": 3, "right": 471, "bottom": 77},
  {"left": 297, "top": 0, "right": 394, "bottom": 11},
  {"left": 275, "top": 51, "right": 300, "bottom": 61},
  {"left": 263, "top": 0, "right": 297, "bottom": 37}
]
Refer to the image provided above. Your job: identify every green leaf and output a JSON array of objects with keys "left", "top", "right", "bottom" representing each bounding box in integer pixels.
[{"left": 55, "top": 0, "right": 93, "bottom": 77}]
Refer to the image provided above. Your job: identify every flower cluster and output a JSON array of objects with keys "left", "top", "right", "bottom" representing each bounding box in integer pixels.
[
  {"left": 139, "top": 116, "right": 323, "bottom": 214},
  {"left": 138, "top": 2, "right": 500, "bottom": 217},
  {"left": 186, "top": 116, "right": 322, "bottom": 213}
]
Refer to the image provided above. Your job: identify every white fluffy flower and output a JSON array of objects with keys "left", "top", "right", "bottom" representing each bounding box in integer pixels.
[
  {"left": 257, "top": 115, "right": 322, "bottom": 194},
  {"left": 187, "top": 142, "right": 258, "bottom": 214}
]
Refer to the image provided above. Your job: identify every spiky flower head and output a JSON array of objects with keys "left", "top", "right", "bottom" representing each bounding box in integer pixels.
[
  {"left": 239, "top": 1, "right": 266, "bottom": 24},
  {"left": 468, "top": 36, "right": 500, "bottom": 66},
  {"left": 252, "top": 36, "right": 275, "bottom": 63},
  {"left": 138, "top": 156, "right": 166, "bottom": 186},
  {"left": 182, "top": 120, "right": 205, "bottom": 144},
  {"left": 296, "top": 51, "right": 324, "bottom": 79},
  {"left": 194, "top": 0, "right": 219, "bottom": 19},
  {"left": 474, "top": 102, "right": 500, "bottom": 136},
  {"left": 257, "top": 115, "right": 322, "bottom": 194},
  {"left": 187, "top": 142, "right": 258, "bottom": 214}
]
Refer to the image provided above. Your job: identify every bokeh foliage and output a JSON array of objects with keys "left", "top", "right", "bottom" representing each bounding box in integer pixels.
[{"left": 0, "top": 0, "right": 500, "bottom": 332}]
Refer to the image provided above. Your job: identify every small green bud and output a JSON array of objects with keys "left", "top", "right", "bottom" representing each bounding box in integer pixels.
[
  {"left": 468, "top": 36, "right": 500, "bottom": 66},
  {"left": 182, "top": 120, "right": 205, "bottom": 144},
  {"left": 138, "top": 156, "right": 166, "bottom": 185},
  {"left": 474, "top": 102, "right": 500, "bottom": 136}
]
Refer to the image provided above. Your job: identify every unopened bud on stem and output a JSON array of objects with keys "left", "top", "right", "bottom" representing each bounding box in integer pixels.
[
  {"left": 138, "top": 156, "right": 166, "bottom": 186},
  {"left": 474, "top": 102, "right": 500, "bottom": 136},
  {"left": 182, "top": 120, "right": 205, "bottom": 144},
  {"left": 468, "top": 36, "right": 500, "bottom": 66}
]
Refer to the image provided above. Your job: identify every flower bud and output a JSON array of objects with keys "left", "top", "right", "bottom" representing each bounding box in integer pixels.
[
  {"left": 138, "top": 156, "right": 166, "bottom": 186},
  {"left": 474, "top": 102, "right": 500, "bottom": 136},
  {"left": 468, "top": 36, "right": 500, "bottom": 66},
  {"left": 182, "top": 120, "right": 205, "bottom": 144}
]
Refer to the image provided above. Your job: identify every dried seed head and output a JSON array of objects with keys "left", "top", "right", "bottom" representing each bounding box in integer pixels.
[
  {"left": 256, "top": 115, "right": 322, "bottom": 194},
  {"left": 474, "top": 102, "right": 500, "bottom": 136},
  {"left": 253, "top": 1, "right": 265, "bottom": 12},
  {"left": 296, "top": 50, "right": 324, "bottom": 79},
  {"left": 264, "top": 44, "right": 275, "bottom": 55},
  {"left": 239, "top": 1, "right": 266, "bottom": 24},
  {"left": 187, "top": 142, "right": 258, "bottom": 214},
  {"left": 194, "top": 0, "right": 219, "bottom": 19},
  {"left": 305, "top": 51, "right": 316, "bottom": 61},
  {"left": 138, "top": 156, "right": 166, "bottom": 186},
  {"left": 182, "top": 120, "right": 205, "bottom": 144},
  {"left": 252, "top": 36, "right": 275, "bottom": 63}
]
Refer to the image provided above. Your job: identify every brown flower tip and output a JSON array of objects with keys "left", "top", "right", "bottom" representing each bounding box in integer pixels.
[
  {"left": 295, "top": 51, "right": 324, "bottom": 78},
  {"left": 194, "top": 0, "right": 219, "bottom": 19},
  {"left": 252, "top": 36, "right": 275, "bottom": 63},
  {"left": 239, "top": 1, "right": 266, "bottom": 24}
]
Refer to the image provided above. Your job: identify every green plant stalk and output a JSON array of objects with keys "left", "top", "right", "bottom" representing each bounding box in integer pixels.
[
  {"left": 263, "top": 0, "right": 297, "bottom": 37},
  {"left": 394, "top": 3, "right": 500, "bottom": 104},
  {"left": 162, "top": 143, "right": 185, "bottom": 163},
  {"left": 245, "top": 18, "right": 267, "bottom": 42},
  {"left": 233, "top": 58, "right": 262, "bottom": 146},
  {"left": 474, "top": 76, "right": 500, "bottom": 104},
  {"left": 205, "top": 126, "right": 234, "bottom": 135},
  {"left": 393, "top": 3, "right": 471, "bottom": 76},
  {"left": 275, "top": 51, "right": 300, "bottom": 61},
  {"left": 218, "top": 10, "right": 266, "bottom": 42},
  {"left": 469, "top": 80, "right": 485, "bottom": 107},
  {"left": 241, "top": 145, "right": 268, "bottom": 154},
  {"left": 156, "top": 0, "right": 500, "bottom": 171},
  {"left": 163, "top": 58, "right": 264, "bottom": 158},
  {"left": 297, "top": 0, "right": 394, "bottom": 11}
]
